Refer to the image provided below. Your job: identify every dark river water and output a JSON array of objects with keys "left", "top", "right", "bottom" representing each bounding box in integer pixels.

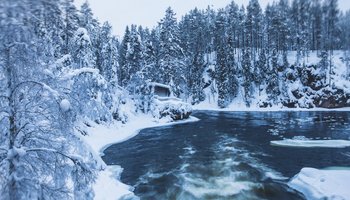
[{"left": 102, "top": 111, "right": 350, "bottom": 200}]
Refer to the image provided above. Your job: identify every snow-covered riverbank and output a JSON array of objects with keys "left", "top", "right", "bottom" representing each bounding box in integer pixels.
[
  {"left": 83, "top": 114, "right": 199, "bottom": 200},
  {"left": 289, "top": 167, "right": 350, "bottom": 200},
  {"left": 193, "top": 102, "right": 350, "bottom": 112}
]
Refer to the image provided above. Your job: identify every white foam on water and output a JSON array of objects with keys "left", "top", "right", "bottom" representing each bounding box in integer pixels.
[
  {"left": 181, "top": 175, "right": 255, "bottom": 199},
  {"left": 175, "top": 136, "right": 288, "bottom": 199},
  {"left": 183, "top": 146, "right": 196, "bottom": 155}
]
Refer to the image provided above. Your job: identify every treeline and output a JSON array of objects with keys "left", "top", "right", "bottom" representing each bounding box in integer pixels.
[{"left": 119, "top": 0, "right": 350, "bottom": 108}]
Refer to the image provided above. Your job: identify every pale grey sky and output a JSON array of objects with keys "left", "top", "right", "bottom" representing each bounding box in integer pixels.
[{"left": 74, "top": 0, "right": 350, "bottom": 38}]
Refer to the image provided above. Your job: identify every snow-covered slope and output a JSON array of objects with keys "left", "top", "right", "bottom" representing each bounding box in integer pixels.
[{"left": 197, "top": 51, "right": 350, "bottom": 110}]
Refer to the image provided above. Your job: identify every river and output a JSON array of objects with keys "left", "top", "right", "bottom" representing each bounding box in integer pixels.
[{"left": 102, "top": 111, "right": 350, "bottom": 200}]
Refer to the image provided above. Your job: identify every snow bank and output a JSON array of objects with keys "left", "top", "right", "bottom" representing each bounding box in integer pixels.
[
  {"left": 289, "top": 167, "right": 350, "bottom": 200},
  {"left": 93, "top": 165, "right": 138, "bottom": 200},
  {"left": 85, "top": 115, "right": 199, "bottom": 155},
  {"left": 83, "top": 114, "right": 199, "bottom": 199},
  {"left": 270, "top": 139, "right": 350, "bottom": 148}
]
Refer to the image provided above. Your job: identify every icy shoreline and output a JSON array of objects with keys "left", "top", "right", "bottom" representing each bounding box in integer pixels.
[
  {"left": 193, "top": 102, "right": 350, "bottom": 112},
  {"left": 83, "top": 114, "right": 199, "bottom": 200},
  {"left": 289, "top": 167, "right": 350, "bottom": 200}
]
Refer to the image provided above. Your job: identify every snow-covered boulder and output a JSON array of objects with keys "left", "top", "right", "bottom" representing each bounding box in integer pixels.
[
  {"left": 315, "top": 87, "right": 350, "bottom": 108},
  {"left": 153, "top": 96, "right": 192, "bottom": 121}
]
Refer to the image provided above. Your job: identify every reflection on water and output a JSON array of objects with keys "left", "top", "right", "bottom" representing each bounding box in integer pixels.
[{"left": 102, "top": 111, "right": 350, "bottom": 200}]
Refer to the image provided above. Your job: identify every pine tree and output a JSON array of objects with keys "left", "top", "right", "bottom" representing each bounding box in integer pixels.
[
  {"left": 118, "top": 26, "right": 131, "bottom": 86},
  {"left": 179, "top": 8, "right": 208, "bottom": 103},
  {"left": 62, "top": 0, "right": 79, "bottom": 54},
  {"left": 158, "top": 7, "right": 185, "bottom": 96},
  {"left": 256, "top": 48, "right": 268, "bottom": 96},
  {"left": 79, "top": 1, "right": 100, "bottom": 43},
  {"left": 241, "top": 48, "right": 254, "bottom": 106},
  {"left": 143, "top": 28, "right": 159, "bottom": 82},
  {"left": 266, "top": 48, "right": 280, "bottom": 103},
  {"left": 225, "top": 4, "right": 240, "bottom": 100},
  {"left": 322, "top": 0, "right": 339, "bottom": 85},
  {"left": 277, "top": 0, "right": 291, "bottom": 52},
  {"left": 214, "top": 9, "right": 229, "bottom": 108},
  {"left": 246, "top": 0, "right": 263, "bottom": 59},
  {"left": 70, "top": 27, "right": 95, "bottom": 68},
  {"left": 238, "top": 6, "right": 246, "bottom": 62},
  {"left": 310, "top": 0, "right": 323, "bottom": 52}
]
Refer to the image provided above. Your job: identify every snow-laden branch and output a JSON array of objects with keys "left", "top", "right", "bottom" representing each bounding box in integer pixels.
[
  {"left": 41, "top": 83, "right": 60, "bottom": 98},
  {"left": 11, "top": 81, "right": 45, "bottom": 97},
  {"left": 26, "top": 148, "right": 83, "bottom": 165},
  {"left": 9, "top": 80, "right": 60, "bottom": 100},
  {"left": 60, "top": 67, "right": 100, "bottom": 81}
]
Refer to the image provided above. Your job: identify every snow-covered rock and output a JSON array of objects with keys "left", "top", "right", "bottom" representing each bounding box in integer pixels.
[{"left": 153, "top": 97, "right": 192, "bottom": 121}]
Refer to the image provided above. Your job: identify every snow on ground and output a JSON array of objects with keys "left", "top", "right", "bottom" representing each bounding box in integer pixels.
[
  {"left": 83, "top": 114, "right": 199, "bottom": 200},
  {"left": 289, "top": 167, "right": 350, "bottom": 200},
  {"left": 94, "top": 165, "right": 138, "bottom": 200},
  {"left": 270, "top": 139, "right": 350, "bottom": 148},
  {"left": 85, "top": 114, "right": 199, "bottom": 155}
]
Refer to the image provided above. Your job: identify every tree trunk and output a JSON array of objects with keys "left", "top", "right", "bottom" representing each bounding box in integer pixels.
[{"left": 5, "top": 45, "right": 18, "bottom": 200}]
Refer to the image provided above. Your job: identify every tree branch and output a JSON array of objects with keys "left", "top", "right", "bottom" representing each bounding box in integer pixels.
[
  {"left": 11, "top": 81, "right": 44, "bottom": 98},
  {"left": 10, "top": 81, "right": 60, "bottom": 100},
  {"left": 26, "top": 148, "right": 82, "bottom": 165}
]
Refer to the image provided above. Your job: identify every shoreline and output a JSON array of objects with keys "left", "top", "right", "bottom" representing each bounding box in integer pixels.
[
  {"left": 98, "top": 116, "right": 200, "bottom": 156},
  {"left": 83, "top": 115, "right": 200, "bottom": 200},
  {"left": 193, "top": 104, "right": 350, "bottom": 112}
]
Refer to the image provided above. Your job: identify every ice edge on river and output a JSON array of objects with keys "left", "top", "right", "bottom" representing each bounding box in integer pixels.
[
  {"left": 193, "top": 103, "right": 350, "bottom": 112},
  {"left": 270, "top": 139, "right": 350, "bottom": 148},
  {"left": 289, "top": 167, "right": 350, "bottom": 200}
]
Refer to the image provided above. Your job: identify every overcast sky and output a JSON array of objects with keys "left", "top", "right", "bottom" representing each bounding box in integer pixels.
[{"left": 74, "top": 0, "right": 350, "bottom": 38}]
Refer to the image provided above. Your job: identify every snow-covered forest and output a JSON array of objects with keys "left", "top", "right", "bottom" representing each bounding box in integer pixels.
[{"left": 1, "top": 0, "right": 350, "bottom": 199}]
